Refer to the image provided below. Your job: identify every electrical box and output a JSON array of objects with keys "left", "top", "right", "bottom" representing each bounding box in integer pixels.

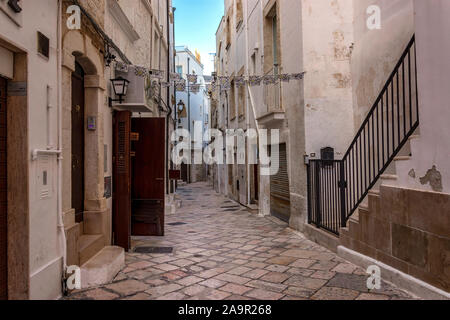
[
  {"left": 321, "top": 147, "right": 335, "bottom": 161},
  {"left": 113, "top": 65, "right": 154, "bottom": 113}
]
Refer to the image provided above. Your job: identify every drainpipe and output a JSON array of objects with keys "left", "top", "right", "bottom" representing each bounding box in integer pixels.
[
  {"left": 57, "top": 0, "right": 67, "bottom": 280},
  {"left": 187, "top": 57, "right": 191, "bottom": 184},
  {"left": 244, "top": 0, "right": 251, "bottom": 206},
  {"left": 165, "top": 0, "right": 171, "bottom": 195},
  {"left": 172, "top": 7, "right": 177, "bottom": 192}
]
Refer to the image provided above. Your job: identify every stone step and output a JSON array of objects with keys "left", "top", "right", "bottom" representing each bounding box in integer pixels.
[
  {"left": 79, "top": 234, "right": 104, "bottom": 266},
  {"left": 65, "top": 222, "right": 80, "bottom": 266},
  {"left": 80, "top": 246, "right": 125, "bottom": 289},
  {"left": 380, "top": 174, "right": 398, "bottom": 181},
  {"left": 394, "top": 155, "right": 411, "bottom": 162}
]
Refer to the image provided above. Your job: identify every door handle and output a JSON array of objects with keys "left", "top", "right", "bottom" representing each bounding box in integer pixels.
[{"left": 155, "top": 178, "right": 164, "bottom": 181}]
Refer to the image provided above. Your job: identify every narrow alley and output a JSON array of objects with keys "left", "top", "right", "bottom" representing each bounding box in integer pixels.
[{"left": 67, "top": 183, "right": 416, "bottom": 301}]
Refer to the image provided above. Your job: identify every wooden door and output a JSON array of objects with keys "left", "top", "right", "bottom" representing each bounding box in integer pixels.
[
  {"left": 0, "top": 77, "right": 7, "bottom": 300},
  {"left": 113, "top": 111, "right": 132, "bottom": 250},
  {"left": 131, "top": 118, "right": 165, "bottom": 236},
  {"left": 270, "top": 144, "right": 291, "bottom": 222},
  {"left": 181, "top": 163, "right": 188, "bottom": 182},
  {"left": 254, "top": 164, "right": 259, "bottom": 201},
  {"left": 71, "top": 63, "right": 85, "bottom": 223}
]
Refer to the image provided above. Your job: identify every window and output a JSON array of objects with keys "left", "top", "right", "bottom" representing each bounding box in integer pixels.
[
  {"left": 226, "top": 16, "right": 231, "bottom": 49},
  {"left": 251, "top": 53, "right": 256, "bottom": 75},
  {"left": 236, "top": 0, "right": 243, "bottom": 30},
  {"left": 229, "top": 80, "right": 236, "bottom": 120},
  {"left": 263, "top": 3, "right": 280, "bottom": 74},
  {"left": 176, "top": 65, "right": 183, "bottom": 75}
]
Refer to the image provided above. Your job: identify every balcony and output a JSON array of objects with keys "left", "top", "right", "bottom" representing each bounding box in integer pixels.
[{"left": 257, "top": 68, "right": 285, "bottom": 128}]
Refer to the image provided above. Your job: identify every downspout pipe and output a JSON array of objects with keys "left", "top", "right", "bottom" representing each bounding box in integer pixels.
[
  {"left": 244, "top": 0, "right": 251, "bottom": 206},
  {"left": 187, "top": 57, "right": 191, "bottom": 184},
  {"left": 57, "top": 0, "right": 67, "bottom": 286},
  {"left": 165, "top": 0, "right": 171, "bottom": 195}
]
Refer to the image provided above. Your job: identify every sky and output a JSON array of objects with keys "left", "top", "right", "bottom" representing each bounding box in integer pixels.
[{"left": 173, "top": 0, "right": 224, "bottom": 75}]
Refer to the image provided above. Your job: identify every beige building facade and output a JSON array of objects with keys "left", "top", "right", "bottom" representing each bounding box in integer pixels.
[
  {"left": 212, "top": 0, "right": 450, "bottom": 297},
  {"left": 0, "top": 0, "right": 175, "bottom": 300}
]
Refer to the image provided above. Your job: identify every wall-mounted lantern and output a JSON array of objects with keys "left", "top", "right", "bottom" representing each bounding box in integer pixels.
[
  {"left": 177, "top": 100, "right": 186, "bottom": 123},
  {"left": 109, "top": 77, "right": 130, "bottom": 106},
  {"left": 177, "top": 100, "right": 185, "bottom": 112}
]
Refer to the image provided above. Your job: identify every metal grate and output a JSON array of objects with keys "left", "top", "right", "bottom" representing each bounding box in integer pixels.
[
  {"left": 134, "top": 247, "right": 173, "bottom": 254},
  {"left": 167, "top": 222, "right": 187, "bottom": 226}
]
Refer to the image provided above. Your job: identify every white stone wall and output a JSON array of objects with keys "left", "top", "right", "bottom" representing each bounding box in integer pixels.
[{"left": 0, "top": 0, "right": 61, "bottom": 300}]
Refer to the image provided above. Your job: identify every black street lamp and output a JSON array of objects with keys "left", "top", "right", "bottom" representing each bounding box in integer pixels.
[
  {"left": 109, "top": 77, "right": 130, "bottom": 106},
  {"left": 177, "top": 100, "right": 185, "bottom": 112}
]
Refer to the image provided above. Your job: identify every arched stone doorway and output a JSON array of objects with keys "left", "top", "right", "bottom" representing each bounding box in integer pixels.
[
  {"left": 62, "top": 30, "right": 108, "bottom": 266},
  {"left": 71, "top": 62, "right": 85, "bottom": 223}
]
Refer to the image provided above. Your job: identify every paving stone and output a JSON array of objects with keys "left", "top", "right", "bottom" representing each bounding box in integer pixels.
[
  {"left": 284, "top": 275, "right": 328, "bottom": 290},
  {"left": 145, "top": 284, "right": 183, "bottom": 297},
  {"left": 83, "top": 288, "right": 120, "bottom": 300},
  {"left": 356, "top": 293, "right": 390, "bottom": 300},
  {"left": 327, "top": 273, "right": 369, "bottom": 292},
  {"left": 283, "top": 286, "right": 315, "bottom": 299},
  {"left": 198, "top": 268, "right": 226, "bottom": 279},
  {"left": 154, "top": 263, "right": 179, "bottom": 272},
  {"left": 332, "top": 263, "right": 358, "bottom": 274},
  {"left": 246, "top": 280, "right": 287, "bottom": 293},
  {"left": 157, "top": 292, "right": 186, "bottom": 300},
  {"left": 199, "top": 278, "right": 227, "bottom": 289},
  {"left": 310, "top": 260, "right": 338, "bottom": 271},
  {"left": 105, "top": 280, "right": 149, "bottom": 296},
  {"left": 286, "top": 268, "right": 315, "bottom": 277},
  {"left": 265, "top": 264, "right": 290, "bottom": 273},
  {"left": 311, "top": 287, "right": 360, "bottom": 300},
  {"left": 171, "top": 259, "right": 195, "bottom": 267},
  {"left": 192, "top": 289, "right": 232, "bottom": 300},
  {"left": 311, "top": 271, "right": 336, "bottom": 280},
  {"left": 177, "top": 276, "right": 203, "bottom": 286},
  {"left": 225, "top": 295, "right": 253, "bottom": 300},
  {"left": 227, "top": 266, "right": 252, "bottom": 275},
  {"left": 242, "top": 269, "right": 270, "bottom": 280},
  {"left": 145, "top": 278, "right": 168, "bottom": 287},
  {"left": 266, "top": 256, "right": 298, "bottom": 266},
  {"left": 214, "top": 274, "right": 251, "bottom": 285},
  {"left": 124, "top": 292, "right": 152, "bottom": 300},
  {"left": 183, "top": 285, "right": 208, "bottom": 296},
  {"left": 221, "top": 283, "right": 252, "bottom": 295},
  {"left": 161, "top": 270, "right": 189, "bottom": 281},
  {"left": 260, "top": 272, "right": 290, "bottom": 284},
  {"left": 289, "top": 259, "right": 316, "bottom": 268},
  {"left": 127, "top": 261, "right": 154, "bottom": 270},
  {"left": 245, "top": 289, "right": 284, "bottom": 300}
]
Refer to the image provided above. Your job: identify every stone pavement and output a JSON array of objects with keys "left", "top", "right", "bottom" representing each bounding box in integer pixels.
[{"left": 67, "top": 182, "right": 417, "bottom": 300}]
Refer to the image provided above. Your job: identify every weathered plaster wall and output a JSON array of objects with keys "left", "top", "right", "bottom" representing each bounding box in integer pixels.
[
  {"left": 393, "top": 0, "right": 450, "bottom": 194},
  {"left": 351, "top": 0, "right": 414, "bottom": 129},
  {"left": 302, "top": 0, "right": 355, "bottom": 160},
  {"left": 0, "top": 0, "right": 61, "bottom": 300}
]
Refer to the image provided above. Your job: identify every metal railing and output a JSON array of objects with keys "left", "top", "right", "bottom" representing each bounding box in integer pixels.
[{"left": 307, "top": 35, "right": 419, "bottom": 235}]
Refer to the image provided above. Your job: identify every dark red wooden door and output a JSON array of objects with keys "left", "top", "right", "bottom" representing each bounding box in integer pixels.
[
  {"left": 113, "top": 111, "right": 132, "bottom": 251},
  {"left": 71, "top": 63, "right": 85, "bottom": 223},
  {"left": 0, "top": 77, "right": 7, "bottom": 300},
  {"left": 131, "top": 118, "right": 165, "bottom": 236}
]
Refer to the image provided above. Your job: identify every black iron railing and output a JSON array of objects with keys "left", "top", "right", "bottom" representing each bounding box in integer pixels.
[{"left": 307, "top": 35, "right": 419, "bottom": 235}]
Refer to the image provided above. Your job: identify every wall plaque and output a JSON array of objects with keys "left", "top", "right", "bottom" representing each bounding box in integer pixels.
[{"left": 7, "top": 81, "right": 26, "bottom": 96}]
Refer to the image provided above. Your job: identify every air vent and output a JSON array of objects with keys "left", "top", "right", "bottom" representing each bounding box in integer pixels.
[{"left": 37, "top": 31, "right": 49, "bottom": 59}]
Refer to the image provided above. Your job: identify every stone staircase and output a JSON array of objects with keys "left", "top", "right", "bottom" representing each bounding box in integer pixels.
[
  {"left": 64, "top": 211, "right": 124, "bottom": 290},
  {"left": 340, "top": 133, "right": 420, "bottom": 242}
]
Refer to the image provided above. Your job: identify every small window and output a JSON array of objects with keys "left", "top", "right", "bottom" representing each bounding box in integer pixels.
[
  {"left": 37, "top": 31, "right": 50, "bottom": 59},
  {"left": 176, "top": 65, "right": 183, "bottom": 75}
]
